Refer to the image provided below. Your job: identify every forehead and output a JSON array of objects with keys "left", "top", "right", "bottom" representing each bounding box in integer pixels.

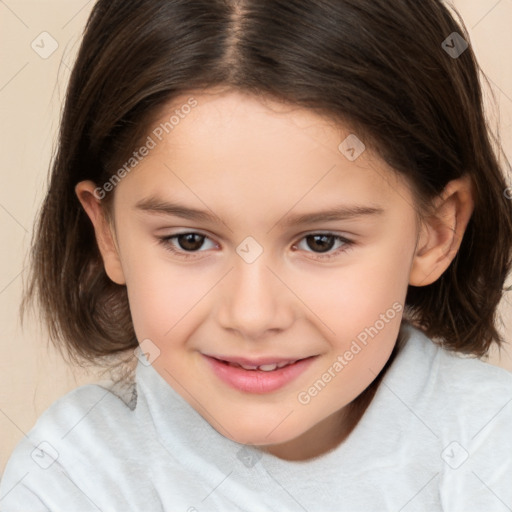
[
  {"left": 153, "top": 88, "right": 353, "bottom": 160},
  {"left": 114, "top": 89, "right": 414, "bottom": 221}
]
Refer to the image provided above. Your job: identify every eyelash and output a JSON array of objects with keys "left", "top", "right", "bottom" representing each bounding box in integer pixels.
[{"left": 156, "top": 231, "right": 354, "bottom": 261}]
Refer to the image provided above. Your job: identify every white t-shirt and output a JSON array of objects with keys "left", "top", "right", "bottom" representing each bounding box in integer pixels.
[{"left": 1, "top": 323, "right": 511, "bottom": 512}]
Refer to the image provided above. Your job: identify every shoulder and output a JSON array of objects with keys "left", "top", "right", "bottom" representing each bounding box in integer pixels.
[
  {"left": 21, "top": 380, "right": 137, "bottom": 449},
  {"left": 394, "top": 322, "right": 512, "bottom": 399},
  {"left": 0, "top": 382, "right": 139, "bottom": 510},
  {"left": 382, "top": 323, "right": 512, "bottom": 452},
  {"left": 385, "top": 324, "right": 512, "bottom": 508}
]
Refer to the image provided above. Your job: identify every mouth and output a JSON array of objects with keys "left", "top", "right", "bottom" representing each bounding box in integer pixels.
[
  {"left": 213, "top": 357, "right": 304, "bottom": 371},
  {"left": 203, "top": 354, "right": 318, "bottom": 393}
]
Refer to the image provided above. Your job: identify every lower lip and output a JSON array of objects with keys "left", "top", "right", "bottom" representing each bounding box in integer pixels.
[{"left": 203, "top": 355, "right": 316, "bottom": 394}]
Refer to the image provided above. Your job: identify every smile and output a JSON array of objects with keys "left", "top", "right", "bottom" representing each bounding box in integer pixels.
[
  {"left": 223, "top": 359, "right": 299, "bottom": 371},
  {"left": 202, "top": 354, "right": 317, "bottom": 394}
]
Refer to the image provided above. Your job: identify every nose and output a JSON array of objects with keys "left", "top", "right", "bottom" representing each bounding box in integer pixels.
[{"left": 216, "top": 255, "right": 295, "bottom": 341}]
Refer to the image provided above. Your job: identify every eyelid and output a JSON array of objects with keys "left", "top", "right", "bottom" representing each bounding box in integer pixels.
[
  {"left": 160, "top": 231, "right": 218, "bottom": 251},
  {"left": 292, "top": 232, "right": 354, "bottom": 260}
]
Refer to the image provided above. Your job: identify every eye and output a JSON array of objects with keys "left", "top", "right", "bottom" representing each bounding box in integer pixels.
[
  {"left": 157, "top": 232, "right": 217, "bottom": 259},
  {"left": 157, "top": 231, "right": 354, "bottom": 261},
  {"left": 292, "top": 233, "right": 354, "bottom": 260}
]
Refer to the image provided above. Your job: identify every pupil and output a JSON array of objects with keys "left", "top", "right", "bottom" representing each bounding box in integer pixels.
[
  {"left": 307, "top": 234, "right": 334, "bottom": 253},
  {"left": 178, "top": 233, "right": 204, "bottom": 251}
]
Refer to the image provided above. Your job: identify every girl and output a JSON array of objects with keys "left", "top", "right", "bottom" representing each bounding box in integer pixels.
[{"left": 1, "top": 0, "right": 512, "bottom": 510}]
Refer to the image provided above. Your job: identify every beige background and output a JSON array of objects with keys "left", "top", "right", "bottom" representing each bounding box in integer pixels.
[{"left": 1, "top": 0, "right": 511, "bottom": 475}]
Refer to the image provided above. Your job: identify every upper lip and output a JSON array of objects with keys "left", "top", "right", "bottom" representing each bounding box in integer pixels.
[{"left": 204, "top": 354, "right": 313, "bottom": 366}]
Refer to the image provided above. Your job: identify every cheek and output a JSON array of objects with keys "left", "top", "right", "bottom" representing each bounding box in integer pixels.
[
  {"left": 119, "top": 239, "right": 209, "bottom": 341},
  {"left": 292, "top": 239, "right": 412, "bottom": 339},
  {"left": 334, "top": 242, "right": 412, "bottom": 392},
  {"left": 293, "top": 239, "right": 410, "bottom": 396}
]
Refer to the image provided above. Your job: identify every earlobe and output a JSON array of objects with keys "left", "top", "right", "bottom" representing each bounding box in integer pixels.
[
  {"left": 75, "top": 181, "right": 126, "bottom": 285},
  {"left": 409, "top": 175, "right": 474, "bottom": 287}
]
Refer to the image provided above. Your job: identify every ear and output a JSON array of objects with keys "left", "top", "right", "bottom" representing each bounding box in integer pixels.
[
  {"left": 75, "top": 181, "right": 126, "bottom": 285},
  {"left": 409, "top": 175, "right": 474, "bottom": 286}
]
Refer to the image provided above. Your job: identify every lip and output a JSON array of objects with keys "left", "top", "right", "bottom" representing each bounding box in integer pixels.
[
  {"left": 205, "top": 354, "right": 307, "bottom": 367},
  {"left": 203, "top": 354, "right": 317, "bottom": 394}
]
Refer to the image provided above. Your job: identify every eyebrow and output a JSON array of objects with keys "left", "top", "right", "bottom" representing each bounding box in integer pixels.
[
  {"left": 134, "top": 196, "right": 385, "bottom": 226},
  {"left": 279, "top": 204, "right": 384, "bottom": 226}
]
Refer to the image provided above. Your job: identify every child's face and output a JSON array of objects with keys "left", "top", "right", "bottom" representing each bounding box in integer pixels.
[{"left": 85, "top": 89, "right": 426, "bottom": 459}]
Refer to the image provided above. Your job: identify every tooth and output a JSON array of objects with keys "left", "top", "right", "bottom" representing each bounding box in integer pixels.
[
  {"left": 258, "top": 364, "right": 278, "bottom": 371},
  {"left": 227, "top": 360, "right": 299, "bottom": 371},
  {"left": 276, "top": 360, "right": 294, "bottom": 368},
  {"left": 239, "top": 363, "right": 259, "bottom": 370}
]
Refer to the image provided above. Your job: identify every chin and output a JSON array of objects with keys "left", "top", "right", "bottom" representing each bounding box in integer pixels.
[{"left": 218, "top": 414, "right": 307, "bottom": 447}]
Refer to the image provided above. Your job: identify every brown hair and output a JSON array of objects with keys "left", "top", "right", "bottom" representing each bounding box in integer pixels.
[{"left": 23, "top": 0, "right": 512, "bottom": 369}]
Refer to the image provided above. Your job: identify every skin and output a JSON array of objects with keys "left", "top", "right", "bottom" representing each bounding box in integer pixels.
[{"left": 76, "top": 87, "right": 474, "bottom": 461}]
